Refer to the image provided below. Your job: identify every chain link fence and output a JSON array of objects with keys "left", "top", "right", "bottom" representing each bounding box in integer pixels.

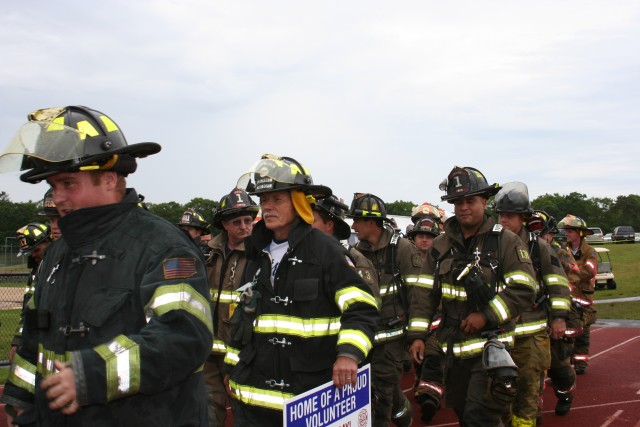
[
  {"left": 1, "top": 243, "right": 26, "bottom": 269},
  {"left": 0, "top": 272, "right": 29, "bottom": 367}
]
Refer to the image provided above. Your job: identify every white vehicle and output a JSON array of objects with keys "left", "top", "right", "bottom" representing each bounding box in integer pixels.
[{"left": 594, "top": 247, "right": 616, "bottom": 290}]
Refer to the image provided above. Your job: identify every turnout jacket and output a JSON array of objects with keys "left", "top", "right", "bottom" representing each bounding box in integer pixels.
[
  {"left": 408, "top": 215, "right": 536, "bottom": 358},
  {"left": 567, "top": 239, "right": 598, "bottom": 303},
  {"left": 2, "top": 189, "right": 213, "bottom": 427},
  {"left": 355, "top": 227, "right": 422, "bottom": 344},
  {"left": 345, "top": 243, "right": 381, "bottom": 301},
  {"left": 206, "top": 233, "right": 249, "bottom": 356},
  {"left": 225, "top": 219, "right": 378, "bottom": 411},
  {"left": 513, "top": 227, "right": 571, "bottom": 337}
]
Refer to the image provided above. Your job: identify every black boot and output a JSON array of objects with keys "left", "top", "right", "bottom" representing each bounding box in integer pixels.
[
  {"left": 418, "top": 394, "right": 440, "bottom": 423},
  {"left": 555, "top": 393, "right": 573, "bottom": 416},
  {"left": 391, "top": 400, "right": 413, "bottom": 427}
]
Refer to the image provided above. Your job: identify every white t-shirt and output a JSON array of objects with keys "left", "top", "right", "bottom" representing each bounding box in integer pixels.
[{"left": 267, "top": 240, "right": 289, "bottom": 288}]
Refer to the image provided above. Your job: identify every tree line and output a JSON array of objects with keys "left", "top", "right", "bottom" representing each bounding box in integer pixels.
[{"left": 1, "top": 190, "right": 638, "bottom": 244}]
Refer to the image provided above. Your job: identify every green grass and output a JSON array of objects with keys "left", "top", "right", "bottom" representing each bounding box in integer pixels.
[
  {"left": 0, "top": 309, "right": 20, "bottom": 384},
  {"left": 594, "top": 301, "right": 640, "bottom": 320},
  {"left": 593, "top": 243, "right": 640, "bottom": 300},
  {"left": 592, "top": 243, "right": 640, "bottom": 320}
]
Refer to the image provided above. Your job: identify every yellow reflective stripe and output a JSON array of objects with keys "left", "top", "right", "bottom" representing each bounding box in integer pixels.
[
  {"left": 145, "top": 283, "right": 213, "bottom": 335},
  {"left": 46, "top": 116, "right": 65, "bottom": 132},
  {"left": 229, "top": 380, "right": 294, "bottom": 411},
  {"left": 505, "top": 270, "right": 536, "bottom": 289},
  {"left": 441, "top": 283, "right": 467, "bottom": 300},
  {"left": 374, "top": 326, "right": 405, "bottom": 343},
  {"left": 338, "top": 328, "right": 372, "bottom": 355},
  {"left": 379, "top": 283, "right": 399, "bottom": 297},
  {"left": 551, "top": 298, "right": 571, "bottom": 310},
  {"left": 489, "top": 295, "right": 510, "bottom": 322},
  {"left": 95, "top": 335, "right": 141, "bottom": 401},
  {"left": 544, "top": 274, "right": 569, "bottom": 287},
  {"left": 414, "top": 275, "right": 434, "bottom": 289},
  {"left": 254, "top": 315, "right": 341, "bottom": 337},
  {"left": 335, "top": 286, "right": 378, "bottom": 312},
  {"left": 512, "top": 414, "right": 536, "bottom": 427},
  {"left": 8, "top": 353, "right": 37, "bottom": 394},
  {"left": 100, "top": 115, "right": 119, "bottom": 132},
  {"left": 408, "top": 318, "right": 430, "bottom": 332},
  {"left": 403, "top": 275, "right": 420, "bottom": 286},
  {"left": 515, "top": 320, "right": 548, "bottom": 336},
  {"left": 224, "top": 347, "right": 240, "bottom": 366},
  {"left": 76, "top": 120, "right": 99, "bottom": 140},
  {"left": 442, "top": 332, "right": 514, "bottom": 358},
  {"left": 37, "top": 344, "right": 69, "bottom": 376},
  {"left": 212, "top": 339, "right": 227, "bottom": 353},
  {"left": 211, "top": 290, "right": 239, "bottom": 304}
]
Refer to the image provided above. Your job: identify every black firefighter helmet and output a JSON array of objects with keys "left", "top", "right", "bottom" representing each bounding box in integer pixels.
[
  {"left": 313, "top": 195, "right": 352, "bottom": 240},
  {"left": 212, "top": 188, "right": 259, "bottom": 229},
  {"left": 0, "top": 106, "right": 160, "bottom": 183},
  {"left": 440, "top": 166, "right": 500, "bottom": 203},
  {"left": 236, "top": 154, "right": 331, "bottom": 199}
]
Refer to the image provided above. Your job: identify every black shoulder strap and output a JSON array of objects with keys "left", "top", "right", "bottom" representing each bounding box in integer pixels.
[
  {"left": 483, "top": 224, "right": 503, "bottom": 290},
  {"left": 529, "top": 234, "right": 545, "bottom": 297},
  {"left": 384, "top": 232, "right": 400, "bottom": 275}
]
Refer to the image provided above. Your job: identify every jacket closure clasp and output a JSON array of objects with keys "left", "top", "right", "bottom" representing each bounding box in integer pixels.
[
  {"left": 268, "top": 337, "right": 292, "bottom": 347},
  {"left": 288, "top": 256, "right": 302, "bottom": 265},
  {"left": 60, "top": 321, "right": 90, "bottom": 337},
  {"left": 72, "top": 250, "right": 107, "bottom": 265},
  {"left": 270, "top": 296, "right": 291, "bottom": 305},
  {"left": 265, "top": 379, "right": 289, "bottom": 389}
]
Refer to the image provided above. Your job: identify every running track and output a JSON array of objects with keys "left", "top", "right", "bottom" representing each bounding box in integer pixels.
[
  {"left": 404, "top": 323, "right": 640, "bottom": 427},
  {"left": 1, "top": 324, "right": 638, "bottom": 426}
]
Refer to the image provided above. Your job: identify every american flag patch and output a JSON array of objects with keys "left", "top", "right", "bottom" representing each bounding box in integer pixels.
[{"left": 163, "top": 258, "right": 197, "bottom": 279}]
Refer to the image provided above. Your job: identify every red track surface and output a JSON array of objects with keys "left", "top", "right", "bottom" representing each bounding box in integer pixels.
[
  {"left": 403, "top": 325, "right": 640, "bottom": 427},
  {"left": 1, "top": 325, "right": 638, "bottom": 426}
]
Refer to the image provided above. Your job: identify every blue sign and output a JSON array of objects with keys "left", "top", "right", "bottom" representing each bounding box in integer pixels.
[{"left": 284, "top": 364, "right": 371, "bottom": 427}]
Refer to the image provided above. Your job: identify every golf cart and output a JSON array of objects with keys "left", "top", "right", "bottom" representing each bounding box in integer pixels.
[{"left": 594, "top": 247, "right": 616, "bottom": 290}]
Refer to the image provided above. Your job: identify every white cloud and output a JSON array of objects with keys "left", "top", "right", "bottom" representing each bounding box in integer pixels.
[{"left": 0, "top": 0, "right": 638, "bottom": 211}]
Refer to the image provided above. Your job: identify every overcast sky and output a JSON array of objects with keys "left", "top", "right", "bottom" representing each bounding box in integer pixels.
[{"left": 1, "top": 1, "right": 638, "bottom": 215}]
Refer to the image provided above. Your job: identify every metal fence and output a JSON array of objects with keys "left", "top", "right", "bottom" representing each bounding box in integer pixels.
[
  {"left": 1, "top": 243, "right": 26, "bottom": 269},
  {"left": 0, "top": 272, "right": 29, "bottom": 367}
]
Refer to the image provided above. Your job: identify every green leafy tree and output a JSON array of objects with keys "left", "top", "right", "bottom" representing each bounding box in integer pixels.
[
  {"left": 0, "top": 195, "right": 40, "bottom": 244},
  {"left": 147, "top": 201, "right": 185, "bottom": 224},
  {"left": 608, "top": 195, "right": 640, "bottom": 232},
  {"left": 386, "top": 200, "right": 415, "bottom": 216},
  {"left": 185, "top": 197, "right": 217, "bottom": 228}
]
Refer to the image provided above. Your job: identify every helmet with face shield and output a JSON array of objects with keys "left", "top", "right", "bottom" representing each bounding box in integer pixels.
[
  {"left": 236, "top": 154, "right": 331, "bottom": 199},
  {"left": 0, "top": 106, "right": 160, "bottom": 183}
]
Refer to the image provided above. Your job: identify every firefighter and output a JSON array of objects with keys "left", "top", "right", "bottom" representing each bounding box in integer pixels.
[
  {"left": 347, "top": 193, "right": 422, "bottom": 427},
  {"left": 557, "top": 215, "right": 598, "bottom": 375},
  {"left": 494, "top": 183, "right": 572, "bottom": 426},
  {"left": 205, "top": 188, "right": 259, "bottom": 426},
  {"left": 0, "top": 105, "right": 213, "bottom": 426},
  {"left": 533, "top": 210, "right": 582, "bottom": 416},
  {"left": 226, "top": 154, "right": 378, "bottom": 426},
  {"left": 408, "top": 166, "right": 536, "bottom": 426},
  {"left": 408, "top": 216, "right": 441, "bottom": 261},
  {"left": 9, "top": 223, "right": 54, "bottom": 363},
  {"left": 408, "top": 214, "right": 447, "bottom": 423},
  {"left": 312, "top": 195, "right": 380, "bottom": 298},
  {"left": 178, "top": 208, "right": 213, "bottom": 256},
  {"left": 38, "top": 188, "right": 61, "bottom": 240}
]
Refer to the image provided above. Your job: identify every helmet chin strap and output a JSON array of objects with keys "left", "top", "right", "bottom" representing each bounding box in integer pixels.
[{"left": 79, "top": 154, "right": 119, "bottom": 171}]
